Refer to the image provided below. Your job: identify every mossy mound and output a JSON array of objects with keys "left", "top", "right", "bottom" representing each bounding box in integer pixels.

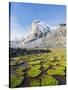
[
  {"left": 32, "top": 65, "right": 41, "bottom": 69},
  {"left": 53, "top": 66, "right": 65, "bottom": 71},
  {"left": 47, "top": 68, "right": 65, "bottom": 76},
  {"left": 30, "top": 79, "right": 40, "bottom": 86},
  {"left": 58, "top": 61, "right": 66, "bottom": 67},
  {"left": 43, "top": 64, "right": 49, "bottom": 70},
  {"left": 15, "top": 66, "right": 26, "bottom": 77},
  {"left": 28, "top": 66, "right": 41, "bottom": 78},
  {"left": 41, "top": 75, "right": 59, "bottom": 86},
  {"left": 10, "top": 74, "right": 24, "bottom": 88},
  {"left": 28, "top": 61, "right": 41, "bottom": 65}
]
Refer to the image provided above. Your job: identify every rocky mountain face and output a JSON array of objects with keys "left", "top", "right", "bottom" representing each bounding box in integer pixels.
[
  {"left": 26, "top": 20, "right": 51, "bottom": 40},
  {"left": 10, "top": 20, "right": 66, "bottom": 49},
  {"left": 42, "top": 24, "right": 66, "bottom": 48}
]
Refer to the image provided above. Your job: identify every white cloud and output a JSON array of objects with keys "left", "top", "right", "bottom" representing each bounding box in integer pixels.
[{"left": 10, "top": 16, "right": 27, "bottom": 41}]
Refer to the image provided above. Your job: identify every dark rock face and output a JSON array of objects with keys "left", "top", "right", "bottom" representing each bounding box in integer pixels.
[{"left": 9, "top": 48, "right": 51, "bottom": 58}]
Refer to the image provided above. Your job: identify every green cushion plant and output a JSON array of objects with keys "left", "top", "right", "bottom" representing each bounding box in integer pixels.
[
  {"left": 28, "top": 61, "right": 41, "bottom": 65},
  {"left": 28, "top": 66, "right": 41, "bottom": 78},
  {"left": 10, "top": 74, "right": 24, "bottom": 88},
  {"left": 47, "top": 68, "right": 65, "bottom": 76},
  {"left": 53, "top": 66, "right": 65, "bottom": 71},
  {"left": 30, "top": 79, "right": 40, "bottom": 86},
  {"left": 43, "top": 64, "right": 49, "bottom": 70},
  {"left": 41, "top": 75, "right": 59, "bottom": 86},
  {"left": 15, "top": 66, "right": 26, "bottom": 76}
]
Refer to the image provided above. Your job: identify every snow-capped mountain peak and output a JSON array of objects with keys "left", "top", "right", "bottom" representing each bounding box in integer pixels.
[
  {"left": 26, "top": 20, "right": 51, "bottom": 42},
  {"left": 10, "top": 20, "right": 66, "bottom": 49}
]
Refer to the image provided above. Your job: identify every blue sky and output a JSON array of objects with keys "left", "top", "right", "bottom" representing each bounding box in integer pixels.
[{"left": 9, "top": 2, "right": 66, "bottom": 40}]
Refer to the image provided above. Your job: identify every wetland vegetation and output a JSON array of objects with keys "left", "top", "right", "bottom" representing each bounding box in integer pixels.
[{"left": 9, "top": 48, "right": 66, "bottom": 88}]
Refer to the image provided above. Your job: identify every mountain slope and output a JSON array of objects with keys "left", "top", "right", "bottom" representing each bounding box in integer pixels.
[
  {"left": 10, "top": 20, "right": 66, "bottom": 49},
  {"left": 23, "top": 20, "right": 51, "bottom": 43},
  {"left": 43, "top": 24, "right": 66, "bottom": 48}
]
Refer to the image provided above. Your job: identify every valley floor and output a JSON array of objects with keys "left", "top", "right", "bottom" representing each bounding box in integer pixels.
[{"left": 9, "top": 48, "right": 66, "bottom": 88}]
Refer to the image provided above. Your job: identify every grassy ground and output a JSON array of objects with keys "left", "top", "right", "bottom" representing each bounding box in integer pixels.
[{"left": 10, "top": 48, "right": 66, "bottom": 87}]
